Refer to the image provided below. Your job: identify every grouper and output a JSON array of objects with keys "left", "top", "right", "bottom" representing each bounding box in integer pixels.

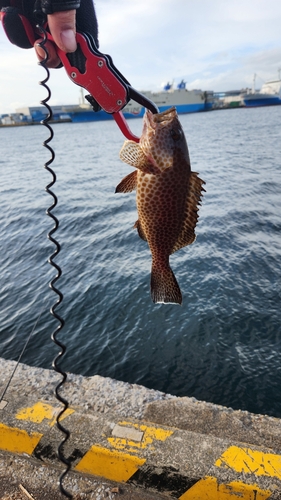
[{"left": 116, "top": 107, "right": 205, "bottom": 305}]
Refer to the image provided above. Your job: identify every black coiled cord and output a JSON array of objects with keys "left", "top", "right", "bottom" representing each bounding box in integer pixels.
[{"left": 37, "top": 25, "right": 73, "bottom": 499}]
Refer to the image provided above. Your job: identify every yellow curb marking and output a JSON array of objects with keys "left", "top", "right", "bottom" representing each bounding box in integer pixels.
[
  {"left": 179, "top": 476, "right": 271, "bottom": 499},
  {"left": 75, "top": 445, "right": 145, "bottom": 482},
  {"left": 107, "top": 421, "right": 173, "bottom": 454},
  {"left": 16, "top": 402, "right": 74, "bottom": 427},
  {"left": 0, "top": 422, "right": 42, "bottom": 455},
  {"left": 215, "top": 445, "right": 281, "bottom": 480}
]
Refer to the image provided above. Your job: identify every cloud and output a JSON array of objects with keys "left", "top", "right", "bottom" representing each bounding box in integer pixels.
[
  {"left": 94, "top": 0, "right": 281, "bottom": 92},
  {"left": 0, "top": 0, "right": 281, "bottom": 112}
]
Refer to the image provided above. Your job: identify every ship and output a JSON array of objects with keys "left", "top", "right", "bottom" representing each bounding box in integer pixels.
[
  {"left": 56, "top": 81, "right": 213, "bottom": 123},
  {"left": 13, "top": 81, "right": 214, "bottom": 125},
  {"left": 242, "top": 74, "right": 281, "bottom": 108}
]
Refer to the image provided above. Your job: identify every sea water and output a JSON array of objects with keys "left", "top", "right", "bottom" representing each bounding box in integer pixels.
[{"left": 1, "top": 105, "right": 281, "bottom": 417}]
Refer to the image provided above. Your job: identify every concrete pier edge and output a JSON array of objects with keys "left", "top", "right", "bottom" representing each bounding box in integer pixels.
[{"left": 0, "top": 357, "right": 281, "bottom": 499}]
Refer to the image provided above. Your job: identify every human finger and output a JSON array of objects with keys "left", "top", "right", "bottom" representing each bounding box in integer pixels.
[
  {"left": 47, "top": 9, "right": 76, "bottom": 53},
  {"left": 34, "top": 38, "right": 61, "bottom": 68}
]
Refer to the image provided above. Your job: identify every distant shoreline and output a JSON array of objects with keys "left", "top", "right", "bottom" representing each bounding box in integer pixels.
[{"left": 0, "top": 118, "right": 72, "bottom": 128}]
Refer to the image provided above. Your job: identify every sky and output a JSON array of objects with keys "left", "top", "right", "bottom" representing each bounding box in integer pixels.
[{"left": 0, "top": 0, "right": 281, "bottom": 114}]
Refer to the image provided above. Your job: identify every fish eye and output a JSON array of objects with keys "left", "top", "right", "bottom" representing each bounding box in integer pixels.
[{"left": 170, "top": 128, "right": 182, "bottom": 141}]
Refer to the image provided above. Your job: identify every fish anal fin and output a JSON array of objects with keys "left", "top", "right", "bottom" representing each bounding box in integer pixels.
[
  {"left": 151, "top": 262, "right": 182, "bottom": 305},
  {"left": 134, "top": 219, "right": 147, "bottom": 241},
  {"left": 119, "top": 140, "right": 161, "bottom": 175},
  {"left": 115, "top": 170, "right": 137, "bottom": 193},
  {"left": 172, "top": 171, "right": 206, "bottom": 253}
]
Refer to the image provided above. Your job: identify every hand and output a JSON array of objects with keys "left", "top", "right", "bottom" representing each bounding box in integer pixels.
[
  {"left": 35, "top": 10, "right": 77, "bottom": 68},
  {"left": 0, "top": 0, "right": 98, "bottom": 68}
]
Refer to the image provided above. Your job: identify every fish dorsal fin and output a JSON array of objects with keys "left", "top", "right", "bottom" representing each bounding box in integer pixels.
[
  {"left": 133, "top": 219, "right": 147, "bottom": 241},
  {"left": 115, "top": 171, "right": 137, "bottom": 193},
  {"left": 119, "top": 140, "right": 160, "bottom": 175},
  {"left": 171, "top": 171, "right": 206, "bottom": 254}
]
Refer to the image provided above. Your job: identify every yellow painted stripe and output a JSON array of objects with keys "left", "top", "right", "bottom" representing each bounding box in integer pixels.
[
  {"left": 179, "top": 476, "right": 271, "bottom": 499},
  {"left": 215, "top": 446, "right": 281, "bottom": 480},
  {"left": 75, "top": 445, "right": 145, "bottom": 482},
  {"left": 16, "top": 401, "right": 74, "bottom": 427},
  {"left": 118, "top": 421, "right": 174, "bottom": 442},
  {"left": 0, "top": 423, "right": 42, "bottom": 454},
  {"left": 108, "top": 421, "right": 173, "bottom": 453}
]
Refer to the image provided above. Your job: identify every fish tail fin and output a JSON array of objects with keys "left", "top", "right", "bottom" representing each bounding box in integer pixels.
[{"left": 151, "top": 262, "right": 182, "bottom": 305}]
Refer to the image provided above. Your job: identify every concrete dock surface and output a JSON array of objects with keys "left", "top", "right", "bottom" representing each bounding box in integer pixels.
[
  {"left": 0, "top": 357, "right": 281, "bottom": 499},
  {"left": 0, "top": 450, "right": 169, "bottom": 499}
]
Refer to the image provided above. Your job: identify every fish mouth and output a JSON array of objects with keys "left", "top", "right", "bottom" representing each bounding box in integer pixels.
[
  {"left": 145, "top": 107, "right": 177, "bottom": 129},
  {"left": 144, "top": 110, "right": 156, "bottom": 130}
]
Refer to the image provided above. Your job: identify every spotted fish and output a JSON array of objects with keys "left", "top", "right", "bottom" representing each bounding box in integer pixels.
[{"left": 116, "top": 107, "right": 205, "bottom": 304}]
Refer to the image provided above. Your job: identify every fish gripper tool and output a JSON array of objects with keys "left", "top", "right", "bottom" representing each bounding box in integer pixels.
[
  {"left": 0, "top": 5, "right": 159, "bottom": 142},
  {"left": 46, "top": 30, "right": 159, "bottom": 142}
]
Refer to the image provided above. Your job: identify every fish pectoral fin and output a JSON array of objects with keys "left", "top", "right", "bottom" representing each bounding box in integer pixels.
[
  {"left": 133, "top": 220, "right": 147, "bottom": 241},
  {"left": 119, "top": 140, "right": 160, "bottom": 175},
  {"left": 115, "top": 171, "right": 137, "bottom": 193},
  {"left": 172, "top": 171, "right": 206, "bottom": 253}
]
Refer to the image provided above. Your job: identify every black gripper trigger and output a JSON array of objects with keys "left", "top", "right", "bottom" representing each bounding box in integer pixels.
[
  {"left": 66, "top": 43, "right": 87, "bottom": 74},
  {"left": 85, "top": 94, "right": 102, "bottom": 112}
]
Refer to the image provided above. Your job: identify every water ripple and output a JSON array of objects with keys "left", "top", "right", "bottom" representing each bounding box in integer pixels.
[{"left": 1, "top": 106, "right": 281, "bottom": 417}]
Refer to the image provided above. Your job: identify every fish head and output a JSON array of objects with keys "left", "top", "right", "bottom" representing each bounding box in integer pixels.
[{"left": 140, "top": 107, "right": 190, "bottom": 172}]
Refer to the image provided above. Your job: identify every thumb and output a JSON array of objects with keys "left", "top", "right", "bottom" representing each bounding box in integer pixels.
[{"left": 47, "top": 10, "right": 77, "bottom": 52}]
